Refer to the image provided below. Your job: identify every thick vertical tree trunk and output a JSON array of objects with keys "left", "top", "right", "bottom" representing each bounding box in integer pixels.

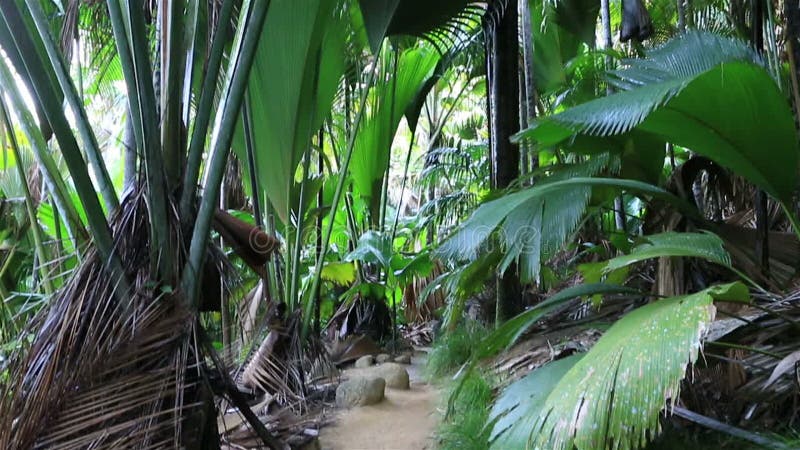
[{"left": 486, "top": 0, "right": 523, "bottom": 325}]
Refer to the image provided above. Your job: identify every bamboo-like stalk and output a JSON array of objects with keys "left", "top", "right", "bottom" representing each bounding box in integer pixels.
[
  {"left": 182, "top": 0, "right": 273, "bottom": 306},
  {"left": 180, "top": 0, "right": 237, "bottom": 224},
  {"left": 243, "top": 93, "right": 264, "bottom": 227},
  {"left": 0, "top": 98, "right": 53, "bottom": 295},
  {"left": 25, "top": 0, "right": 119, "bottom": 213},
  {"left": 314, "top": 128, "right": 324, "bottom": 332},
  {"left": 378, "top": 47, "right": 399, "bottom": 230},
  {"left": 290, "top": 45, "right": 325, "bottom": 311},
  {"left": 0, "top": 2, "right": 130, "bottom": 300},
  {"left": 105, "top": 0, "right": 174, "bottom": 281},
  {"left": 289, "top": 140, "right": 315, "bottom": 311},
  {"left": 125, "top": 1, "right": 175, "bottom": 280},
  {"left": 0, "top": 62, "right": 85, "bottom": 251},
  {"left": 390, "top": 132, "right": 416, "bottom": 242},
  {"left": 0, "top": 3, "right": 118, "bottom": 266},
  {"left": 160, "top": 0, "right": 186, "bottom": 185}
]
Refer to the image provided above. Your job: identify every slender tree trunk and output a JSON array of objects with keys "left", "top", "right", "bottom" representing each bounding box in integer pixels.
[
  {"left": 677, "top": 0, "right": 687, "bottom": 33},
  {"left": 601, "top": 0, "right": 627, "bottom": 233},
  {"left": 519, "top": 0, "right": 538, "bottom": 172},
  {"left": 486, "top": 0, "right": 523, "bottom": 325},
  {"left": 220, "top": 178, "right": 232, "bottom": 364},
  {"left": 314, "top": 128, "right": 324, "bottom": 333}
]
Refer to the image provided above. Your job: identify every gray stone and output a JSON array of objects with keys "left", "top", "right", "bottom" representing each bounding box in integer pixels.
[
  {"left": 354, "top": 355, "right": 375, "bottom": 368},
  {"left": 393, "top": 354, "right": 412, "bottom": 365},
  {"left": 368, "top": 363, "right": 410, "bottom": 390},
  {"left": 296, "top": 437, "right": 320, "bottom": 450},
  {"left": 375, "top": 353, "right": 391, "bottom": 364},
  {"left": 335, "top": 377, "right": 385, "bottom": 407}
]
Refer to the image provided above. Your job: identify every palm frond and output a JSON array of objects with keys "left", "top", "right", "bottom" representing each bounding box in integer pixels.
[
  {"left": 604, "top": 231, "right": 732, "bottom": 272},
  {"left": 349, "top": 46, "right": 440, "bottom": 217},
  {"left": 0, "top": 191, "right": 201, "bottom": 449},
  {"left": 359, "top": 0, "right": 486, "bottom": 54},
  {"left": 515, "top": 31, "right": 797, "bottom": 203},
  {"left": 488, "top": 355, "right": 583, "bottom": 449},
  {"left": 232, "top": 0, "right": 347, "bottom": 225},
  {"left": 437, "top": 156, "right": 623, "bottom": 284}
]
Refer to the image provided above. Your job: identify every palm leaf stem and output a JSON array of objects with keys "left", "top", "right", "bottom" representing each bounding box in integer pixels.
[
  {"left": 159, "top": 0, "right": 185, "bottom": 183},
  {"left": 243, "top": 93, "right": 263, "bottom": 227},
  {"left": 0, "top": 3, "right": 125, "bottom": 285},
  {"left": 673, "top": 407, "right": 785, "bottom": 449},
  {"left": 0, "top": 98, "right": 53, "bottom": 295},
  {"left": 179, "top": 0, "right": 237, "bottom": 225},
  {"left": 0, "top": 62, "right": 84, "bottom": 253},
  {"left": 124, "top": 0, "right": 175, "bottom": 280},
  {"left": 289, "top": 47, "right": 324, "bottom": 311},
  {"left": 390, "top": 131, "right": 416, "bottom": 242},
  {"left": 104, "top": 0, "right": 174, "bottom": 281},
  {"left": 25, "top": 0, "right": 119, "bottom": 213},
  {"left": 182, "top": 0, "right": 272, "bottom": 306}
]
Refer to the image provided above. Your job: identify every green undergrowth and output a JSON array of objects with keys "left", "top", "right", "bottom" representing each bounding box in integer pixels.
[
  {"left": 435, "top": 368, "right": 494, "bottom": 450},
  {"left": 426, "top": 321, "right": 494, "bottom": 450},
  {"left": 425, "top": 320, "right": 487, "bottom": 380}
]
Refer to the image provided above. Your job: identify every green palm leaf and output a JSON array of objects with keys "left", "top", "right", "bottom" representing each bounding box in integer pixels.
[
  {"left": 348, "top": 46, "right": 439, "bottom": 220},
  {"left": 515, "top": 32, "right": 798, "bottom": 203},
  {"left": 474, "top": 284, "right": 640, "bottom": 361},
  {"left": 488, "top": 355, "right": 584, "bottom": 449},
  {"left": 358, "top": 0, "right": 483, "bottom": 53},
  {"left": 437, "top": 171, "right": 698, "bottom": 283},
  {"left": 526, "top": 282, "right": 750, "bottom": 450},
  {"left": 233, "top": 0, "right": 347, "bottom": 224}
]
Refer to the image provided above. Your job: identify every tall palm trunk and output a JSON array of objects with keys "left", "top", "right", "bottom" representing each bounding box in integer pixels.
[{"left": 485, "top": 0, "right": 523, "bottom": 324}]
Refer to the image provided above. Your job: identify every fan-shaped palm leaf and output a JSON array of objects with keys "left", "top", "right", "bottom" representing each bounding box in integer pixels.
[
  {"left": 488, "top": 354, "right": 583, "bottom": 449},
  {"left": 348, "top": 46, "right": 439, "bottom": 220},
  {"left": 358, "top": 0, "right": 485, "bottom": 53},
  {"left": 233, "top": 0, "right": 347, "bottom": 224}
]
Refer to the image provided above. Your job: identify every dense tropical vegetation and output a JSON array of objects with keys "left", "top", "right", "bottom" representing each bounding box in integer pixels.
[{"left": 1, "top": 0, "right": 800, "bottom": 448}]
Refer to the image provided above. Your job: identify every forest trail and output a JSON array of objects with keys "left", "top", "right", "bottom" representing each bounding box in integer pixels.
[{"left": 318, "top": 353, "right": 441, "bottom": 450}]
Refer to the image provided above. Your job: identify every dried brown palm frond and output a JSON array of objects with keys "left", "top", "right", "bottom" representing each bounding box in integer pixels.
[
  {"left": 238, "top": 309, "right": 332, "bottom": 416},
  {"left": 403, "top": 260, "right": 446, "bottom": 323},
  {"left": 0, "top": 188, "right": 277, "bottom": 450},
  {"left": 680, "top": 289, "right": 800, "bottom": 428}
]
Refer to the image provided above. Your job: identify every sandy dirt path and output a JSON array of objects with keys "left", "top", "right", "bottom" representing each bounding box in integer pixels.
[{"left": 318, "top": 354, "right": 440, "bottom": 450}]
